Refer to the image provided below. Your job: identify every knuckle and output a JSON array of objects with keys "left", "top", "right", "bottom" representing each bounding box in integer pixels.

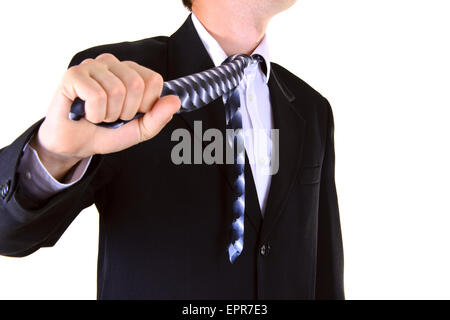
[
  {"left": 120, "top": 111, "right": 135, "bottom": 121},
  {"left": 147, "top": 72, "right": 164, "bottom": 90},
  {"left": 80, "top": 58, "right": 94, "bottom": 65},
  {"left": 91, "top": 89, "right": 107, "bottom": 104},
  {"left": 96, "top": 53, "right": 117, "bottom": 61},
  {"left": 122, "top": 60, "right": 137, "bottom": 67},
  {"left": 110, "top": 83, "right": 126, "bottom": 98},
  {"left": 85, "top": 108, "right": 103, "bottom": 124},
  {"left": 105, "top": 109, "right": 121, "bottom": 122},
  {"left": 66, "top": 65, "right": 81, "bottom": 77},
  {"left": 128, "top": 75, "right": 145, "bottom": 91}
]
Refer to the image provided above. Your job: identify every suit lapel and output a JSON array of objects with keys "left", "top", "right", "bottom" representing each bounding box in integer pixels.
[
  {"left": 166, "top": 14, "right": 227, "bottom": 182},
  {"left": 166, "top": 16, "right": 307, "bottom": 235},
  {"left": 260, "top": 66, "right": 306, "bottom": 243},
  {"left": 167, "top": 15, "right": 226, "bottom": 139}
]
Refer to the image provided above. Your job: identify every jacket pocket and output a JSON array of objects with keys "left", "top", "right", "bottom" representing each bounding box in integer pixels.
[{"left": 297, "top": 165, "right": 321, "bottom": 185}]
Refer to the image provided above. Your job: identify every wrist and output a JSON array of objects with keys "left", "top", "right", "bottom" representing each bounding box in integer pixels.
[{"left": 29, "top": 135, "right": 82, "bottom": 182}]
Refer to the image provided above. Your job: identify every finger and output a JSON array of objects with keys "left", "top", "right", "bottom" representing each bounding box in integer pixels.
[
  {"left": 138, "top": 95, "right": 181, "bottom": 142},
  {"left": 122, "top": 61, "right": 163, "bottom": 114},
  {"left": 80, "top": 57, "right": 95, "bottom": 65},
  {"left": 60, "top": 69, "right": 107, "bottom": 124},
  {"left": 89, "top": 95, "right": 180, "bottom": 154},
  {"left": 105, "top": 62, "right": 145, "bottom": 121},
  {"left": 94, "top": 53, "right": 119, "bottom": 65},
  {"left": 95, "top": 54, "right": 146, "bottom": 120},
  {"left": 88, "top": 62, "right": 126, "bottom": 123}
]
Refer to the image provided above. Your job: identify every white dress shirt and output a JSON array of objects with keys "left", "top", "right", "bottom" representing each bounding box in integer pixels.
[{"left": 17, "top": 13, "right": 274, "bottom": 215}]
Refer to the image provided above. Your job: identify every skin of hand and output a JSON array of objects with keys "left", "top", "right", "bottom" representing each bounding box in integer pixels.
[{"left": 31, "top": 53, "right": 181, "bottom": 181}]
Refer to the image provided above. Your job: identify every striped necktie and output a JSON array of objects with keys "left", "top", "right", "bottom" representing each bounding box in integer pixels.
[
  {"left": 69, "top": 54, "right": 264, "bottom": 263},
  {"left": 221, "top": 54, "right": 263, "bottom": 263},
  {"left": 69, "top": 54, "right": 262, "bottom": 128}
]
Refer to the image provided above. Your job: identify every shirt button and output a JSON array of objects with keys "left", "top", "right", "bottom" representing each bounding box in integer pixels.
[{"left": 26, "top": 171, "right": 32, "bottom": 180}]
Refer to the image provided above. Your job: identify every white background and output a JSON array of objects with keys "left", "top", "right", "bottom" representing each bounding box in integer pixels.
[{"left": 0, "top": 0, "right": 449, "bottom": 300}]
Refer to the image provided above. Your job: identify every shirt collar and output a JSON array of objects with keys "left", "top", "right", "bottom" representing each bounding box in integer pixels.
[{"left": 191, "top": 13, "right": 271, "bottom": 84}]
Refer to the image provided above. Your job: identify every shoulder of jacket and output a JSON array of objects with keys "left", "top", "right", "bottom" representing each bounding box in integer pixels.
[
  {"left": 271, "top": 62, "right": 331, "bottom": 115},
  {"left": 68, "top": 36, "right": 169, "bottom": 75}
]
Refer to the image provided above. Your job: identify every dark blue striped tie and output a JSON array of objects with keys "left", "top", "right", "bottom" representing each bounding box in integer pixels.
[{"left": 69, "top": 54, "right": 263, "bottom": 263}]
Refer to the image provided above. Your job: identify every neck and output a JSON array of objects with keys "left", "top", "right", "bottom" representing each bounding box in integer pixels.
[{"left": 192, "top": 3, "right": 269, "bottom": 56}]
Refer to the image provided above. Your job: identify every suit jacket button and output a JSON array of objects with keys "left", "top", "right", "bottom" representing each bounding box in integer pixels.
[
  {"left": 1, "top": 181, "right": 10, "bottom": 199},
  {"left": 260, "top": 244, "right": 271, "bottom": 256}
]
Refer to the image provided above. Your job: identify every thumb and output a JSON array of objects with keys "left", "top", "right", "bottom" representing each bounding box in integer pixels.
[
  {"left": 138, "top": 95, "right": 181, "bottom": 142},
  {"left": 89, "top": 95, "right": 180, "bottom": 154}
]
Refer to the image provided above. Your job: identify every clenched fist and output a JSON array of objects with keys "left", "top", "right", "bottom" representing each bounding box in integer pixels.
[{"left": 31, "top": 53, "right": 181, "bottom": 180}]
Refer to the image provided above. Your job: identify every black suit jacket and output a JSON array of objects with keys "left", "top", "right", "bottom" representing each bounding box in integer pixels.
[{"left": 0, "top": 15, "right": 344, "bottom": 299}]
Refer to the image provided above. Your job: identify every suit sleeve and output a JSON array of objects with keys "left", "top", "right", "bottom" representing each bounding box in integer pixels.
[
  {"left": 315, "top": 101, "right": 345, "bottom": 299},
  {"left": 0, "top": 53, "right": 105, "bottom": 257},
  {"left": 17, "top": 142, "right": 93, "bottom": 202}
]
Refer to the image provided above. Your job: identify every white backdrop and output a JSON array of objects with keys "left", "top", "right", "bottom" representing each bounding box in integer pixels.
[{"left": 0, "top": 0, "right": 449, "bottom": 300}]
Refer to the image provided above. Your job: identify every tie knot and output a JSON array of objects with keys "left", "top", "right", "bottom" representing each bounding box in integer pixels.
[{"left": 221, "top": 54, "right": 266, "bottom": 78}]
